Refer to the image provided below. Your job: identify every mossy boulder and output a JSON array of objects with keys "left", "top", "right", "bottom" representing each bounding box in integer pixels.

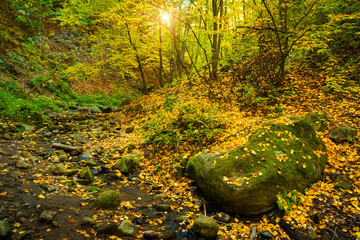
[
  {"left": 114, "top": 154, "right": 140, "bottom": 174},
  {"left": 187, "top": 118, "right": 327, "bottom": 215},
  {"left": 97, "top": 190, "right": 121, "bottom": 209},
  {"left": 330, "top": 125, "right": 357, "bottom": 143}
]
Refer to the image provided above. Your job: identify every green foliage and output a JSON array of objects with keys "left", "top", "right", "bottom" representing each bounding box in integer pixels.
[
  {"left": 144, "top": 98, "right": 227, "bottom": 150},
  {"left": 276, "top": 190, "right": 305, "bottom": 214}
]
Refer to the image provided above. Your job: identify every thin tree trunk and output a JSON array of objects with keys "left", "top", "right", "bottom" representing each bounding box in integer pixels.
[
  {"left": 158, "top": 17, "right": 164, "bottom": 87},
  {"left": 125, "top": 21, "right": 148, "bottom": 95}
]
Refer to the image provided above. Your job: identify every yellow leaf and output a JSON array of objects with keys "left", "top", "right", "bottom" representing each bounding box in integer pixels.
[
  {"left": 38, "top": 194, "right": 45, "bottom": 199},
  {"left": 0, "top": 191, "right": 6, "bottom": 196},
  {"left": 14, "top": 223, "right": 20, "bottom": 227}
]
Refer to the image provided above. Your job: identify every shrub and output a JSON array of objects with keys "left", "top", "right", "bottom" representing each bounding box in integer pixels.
[{"left": 144, "top": 97, "right": 227, "bottom": 150}]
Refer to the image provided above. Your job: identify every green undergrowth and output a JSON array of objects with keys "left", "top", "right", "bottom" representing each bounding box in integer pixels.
[
  {"left": 143, "top": 94, "right": 228, "bottom": 151},
  {"left": 0, "top": 75, "right": 131, "bottom": 126}
]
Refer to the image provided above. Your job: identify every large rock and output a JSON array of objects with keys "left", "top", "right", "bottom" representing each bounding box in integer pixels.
[
  {"left": 187, "top": 118, "right": 327, "bottom": 215},
  {"left": 114, "top": 154, "right": 140, "bottom": 174}
]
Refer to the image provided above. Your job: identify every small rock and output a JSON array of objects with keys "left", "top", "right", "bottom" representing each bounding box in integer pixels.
[
  {"left": 127, "top": 143, "right": 137, "bottom": 151},
  {"left": 96, "top": 222, "right": 118, "bottom": 235},
  {"left": 22, "top": 124, "right": 35, "bottom": 132},
  {"left": 3, "top": 134, "right": 11, "bottom": 140},
  {"left": 81, "top": 217, "right": 96, "bottom": 226},
  {"left": 114, "top": 154, "right": 140, "bottom": 174},
  {"left": 39, "top": 210, "right": 57, "bottom": 222},
  {"left": 143, "top": 230, "right": 159, "bottom": 239},
  {"left": 15, "top": 132, "right": 23, "bottom": 140},
  {"left": 97, "top": 190, "right": 121, "bottom": 209},
  {"left": 58, "top": 151, "right": 69, "bottom": 162},
  {"left": 51, "top": 164, "right": 68, "bottom": 175},
  {"left": 0, "top": 220, "right": 11, "bottom": 238},
  {"left": 330, "top": 125, "right": 357, "bottom": 143},
  {"left": 258, "top": 230, "right": 275, "bottom": 239},
  {"left": 90, "top": 105, "right": 102, "bottom": 113},
  {"left": 17, "top": 230, "right": 33, "bottom": 239},
  {"left": 80, "top": 151, "right": 93, "bottom": 162},
  {"left": 157, "top": 204, "right": 171, "bottom": 212},
  {"left": 102, "top": 123, "right": 111, "bottom": 131},
  {"left": 16, "top": 212, "right": 28, "bottom": 221},
  {"left": 192, "top": 215, "right": 219, "bottom": 239},
  {"left": 100, "top": 106, "right": 117, "bottom": 113},
  {"left": 214, "top": 212, "right": 231, "bottom": 223},
  {"left": 175, "top": 215, "right": 189, "bottom": 224},
  {"left": 161, "top": 230, "right": 176, "bottom": 240},
  {"left": 125, "top": 126, "right": 135, "bottom": 133},
  {"left": 31, "top": 186, "right": 46, "bottom": 195},
  {"left": 16, "top": 160, "right": 32, "bottom": 169},
  {"left": 131, "top": 177, "right": 141, "bottom": 184},
  {"left": 116, "top": 220, "right": 138, "bottom": 237},
  {"left": 306, "top": 226, "right": 318, "bottom": 240},
  {"left": 80, "top": 165, "right": 93, "bottom": 179}
]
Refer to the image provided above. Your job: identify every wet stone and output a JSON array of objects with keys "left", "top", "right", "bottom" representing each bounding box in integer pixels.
[
  {"left": 143, "top": 230, "right": 159, "bottom": 239},
  {"left": 81, "top": 217, "right": 96, "bottom": 226},
  {"left": 96, "top": 222, "right": 118, "bottom": 235},
  {"left": 258, "top": 230, "right": 275, "bottom": 239},
  {"left": 0, "top": 220, "right": 11, "bottom": 238},
  {"left": 161, "top": 230, "right": 176, "bottom": 240},
  {"left": 157, "top": 204, "right": 171, "bottom": 212},
  {"left": 116, "top": 221, "right": 138, "bottom": 237},
  {"left": 214, "top": 212, "right": 231, "bottom": 223},
  {"left": 39, "top": 210, "right": 57, "bottom": 222}
]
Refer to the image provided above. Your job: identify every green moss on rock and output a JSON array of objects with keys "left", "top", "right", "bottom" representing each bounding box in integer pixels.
[
  {"left": 114, "top": 154, "right": 140, "bottom": 174},
  {"left": 97, "top": 190, "right": 121, "bottom": 209},
  {"left": 187, "top": 118, "right": 327, "bottom": 215}
]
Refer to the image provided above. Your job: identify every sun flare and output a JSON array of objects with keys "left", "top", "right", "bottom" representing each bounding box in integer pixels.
[{"left": 160, "top": 12, "right": 171, "bottom": 25}]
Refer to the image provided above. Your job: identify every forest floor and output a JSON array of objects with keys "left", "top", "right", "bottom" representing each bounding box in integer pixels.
[{"left": 1, "top": 74, "right": 360, "bottom": 240}]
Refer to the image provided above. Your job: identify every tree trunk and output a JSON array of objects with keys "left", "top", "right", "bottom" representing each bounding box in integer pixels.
[
  {"left": 158, "top": 17, "right": 164, "bottom": 87},
  {"left": 125, "top": 21, "right": 148, "bottom": 94}
]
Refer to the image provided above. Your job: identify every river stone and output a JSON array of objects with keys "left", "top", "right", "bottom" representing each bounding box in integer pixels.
[
  {"left": 143, "top": 230, "right": 159, "bottom": 239},
  {"left": 192, "top": 215, "right": 219, "bottom": 238},
  {"left": 97, "top": 190, "right": 121, "bottom": 209},
  {"left": 80, "top": 151, "right": 93, "bottom": 161},
  {"left": 22, "top": 124, "right": 35, "bottom": 132},
  {"left": 16, "top": 160, "right": 32, "bottom": 169},
  {"left": 187, "top": 118, "right": 327, "bottom": 215},
  {"left": 39, "top": 210, "right": 57, "bottom": 222},
  {"left": 79, "top": 166, "right": 93, "bottom": 182},
  {"left": 90, "top": 105, "right": 102, "bottom": 113},
  {"left": 0, "top": 220, "right": 11, "bottom": 238},
  {"left": 330, "top": 125, "right": 357, "bottom": 143},
  {"left": 116, "top": 221, "right": 138, "bottom": 237},
  {"left": 114, "top": 154, "right": 140, "bottom": 174},
  {"left": 51, "top": 164, "right": 68, "bottom": 175}
]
